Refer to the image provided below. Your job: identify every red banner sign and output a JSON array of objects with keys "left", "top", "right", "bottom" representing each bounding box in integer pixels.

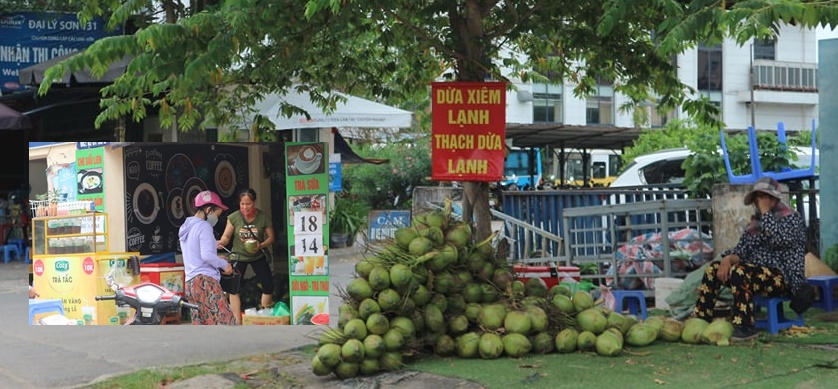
[{"left": 431, "top": 82, "right": 506, "bottom": 181}]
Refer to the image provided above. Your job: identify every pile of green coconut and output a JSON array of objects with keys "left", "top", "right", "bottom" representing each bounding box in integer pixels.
[{"left": 310, "top": 206, "right": 735, "bottom": 379}]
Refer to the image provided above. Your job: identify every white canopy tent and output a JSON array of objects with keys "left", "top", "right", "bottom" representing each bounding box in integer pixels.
[{"left": 254, "top": 89, "right": 413, "bottom": 130}]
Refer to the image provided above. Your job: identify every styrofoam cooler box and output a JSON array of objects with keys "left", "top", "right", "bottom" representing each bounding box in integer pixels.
[
  {"left": 140, "top": 263, "right": 185, "bottom": 295},
  {"left": 513, "top": 265, "right": 580, "bottom": 289},
  {"left": 654, "top": 277, "right": 684, "bottom": 310}
]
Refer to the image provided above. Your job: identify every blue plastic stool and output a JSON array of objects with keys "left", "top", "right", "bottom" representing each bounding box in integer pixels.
[
  {"left": 808, "top": 276, "right": 838, "bottom": 312},
  {"left": 29, "top": 299, "right": 65, "bottom": 325},
  {"left": 9, "top": 238, "right": 25, "bottom": 255},
  {"left": 24, "top": 246, "right": 30, "bottom": 264},
  {"left": 612, "top": 290, "right": 648, "bottom": 319},
  {"left": 2, "top": 244, "right": 20, "bottom": 264},
  {"left": 753, "top": 295, "right": 804, "bottom": 334}
]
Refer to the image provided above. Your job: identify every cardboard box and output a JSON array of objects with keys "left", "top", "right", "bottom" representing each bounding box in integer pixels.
[{"left": 241, "top": 314, "right": 290, "bottom": 325}]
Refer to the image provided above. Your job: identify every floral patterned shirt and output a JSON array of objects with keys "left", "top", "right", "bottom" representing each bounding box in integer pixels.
[{"left": 721, "top": 202, "right": 807, "bottom": 295}]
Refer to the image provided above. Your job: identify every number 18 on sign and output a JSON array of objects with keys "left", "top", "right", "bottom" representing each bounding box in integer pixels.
[{"left": 294, "top": 211, "right": 322, "bottom": 255}]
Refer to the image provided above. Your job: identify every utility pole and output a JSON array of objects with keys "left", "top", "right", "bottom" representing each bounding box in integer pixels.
[{"left": 750, "top": 43, "right": 756, "bottom": 129}]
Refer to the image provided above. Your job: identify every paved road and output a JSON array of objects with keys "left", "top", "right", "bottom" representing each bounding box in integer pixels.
[{"left": 1, "top": 246, "right": 363, "bottom": 389}]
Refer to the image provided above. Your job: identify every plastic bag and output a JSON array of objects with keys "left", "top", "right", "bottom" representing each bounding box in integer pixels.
[
  {"left": 105, "top": 265, "right": 134, "bottom": 289},
  {"left": 272, "top": 302, "right": 290, "bottom": 317}
]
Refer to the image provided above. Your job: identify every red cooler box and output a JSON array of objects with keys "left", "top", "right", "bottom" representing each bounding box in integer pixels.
[
  {"left": 140, "top": 263, "right": 185, "bottom": 295},
  {"left": 513, "top": 265, "right": 580, "bottom": 289}
]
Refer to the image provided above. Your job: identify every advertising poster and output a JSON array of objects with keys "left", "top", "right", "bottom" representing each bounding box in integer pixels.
[
  {"left": 430, "top": 82, "right": 507, "bottom": 181},
  {"left": 285, "top": 142, "right": 330, "bottom": 325},
  {"left": 367, "top": 210, "right": 410, "bottom": 241},
  {"left": 76, "top": 146, "right": 105, "bottom": 211},
  {"left": 122, "top": 144, "right": 248, "bottom": 255},
  {"left": 0, "top": 12, "right": 122, "bottom": 92}
]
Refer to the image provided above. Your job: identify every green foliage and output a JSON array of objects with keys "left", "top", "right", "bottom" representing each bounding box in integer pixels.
[
  {"left": 341, "top": 136, "right": 433, "bottom": 210},
  {"left": 825, "top": 244, "right": 838, "bottom": 272},
  {"left": 621, "top": 119, "right": 713, "bottom": 171},
  {"left": 330, "top": 195, "right": 370, "bottom": 238}
]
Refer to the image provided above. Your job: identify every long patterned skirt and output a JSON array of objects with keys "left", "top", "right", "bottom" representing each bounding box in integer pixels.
[{"left": 185, "top": 274, "right": 237, "bottom": 325}]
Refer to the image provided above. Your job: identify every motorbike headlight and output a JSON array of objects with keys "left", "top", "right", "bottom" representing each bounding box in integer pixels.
[{"left": 135, "top": 284, "right": 164, "bottom": 303}]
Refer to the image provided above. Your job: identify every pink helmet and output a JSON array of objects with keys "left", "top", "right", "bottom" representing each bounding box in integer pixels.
[{"left": 194, "top": 190, "right": 229, "bottom": 211}]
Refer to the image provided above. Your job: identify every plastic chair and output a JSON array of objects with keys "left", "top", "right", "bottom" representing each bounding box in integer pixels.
[
  {"left": 612, "top": 290, "right": 648, "bottom": 319},
  {"left": 2, "top": 244, "right": 20, "bottom": 264},
  {"left": 758, "top": 120, "right": 818, "bottom": 182},
  {"left": 753, "top": 295, "right": 804, "bottom": 334},
  {"left": 807, "top": 276, "right": 838, "bottom": 312},
  {"left": 29, "top": 299, "right": 65, "bottom": 325},
  {"left": 719, "top": 126, "right": 762, "bottom": 184}
]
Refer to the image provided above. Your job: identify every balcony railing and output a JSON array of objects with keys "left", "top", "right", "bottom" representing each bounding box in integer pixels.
[{"left": 752, "top": 59, "right": 818, "bottom": 92}]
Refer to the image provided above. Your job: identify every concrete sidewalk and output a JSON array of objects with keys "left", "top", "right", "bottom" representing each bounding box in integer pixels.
[{"left": 0, "top": 246, "right": 367, "bottom": 388}]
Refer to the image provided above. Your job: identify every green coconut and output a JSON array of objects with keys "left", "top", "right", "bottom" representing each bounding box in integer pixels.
[
  {"left": 475, "top": 241, "right": 495, "bottom": 260},
  {"left": 576, "top": 308, "right": 608, "bottom": 334},
  {"left": 681, "top": 318, "right": 710, "bottom": 344},
  {"left": 383, "top": 328, "right": 405, "bottom": 351},
  {"left": 343, "top": 318, "right": 368, "bottom": 340},
  {"left": 411, "top": 213, "right": 429, "bottom": 230},
  {"left": 659, "top": 319, "right": 684, "bottom": 342},
  {"left": 411, "top": 284, "right": 432, "bottom": 306},
  {"left": 340, "top": 338, "right": 365, "bottom": 363},
  {"left": 448, "top": 314, "right": 470, "bottom": 335},
  {"left": 606, "top": 327, "right": 624, "bottom": 343},
  {"left": 358, "top": 358, "right": 380, "bottom": 376},
  {"left": 358, "top": 298, "right": 381, "bottom": 320},
  {"left": 432, "top": 272, "right": 456, "bottom": 295},
  {"left": 346, "top": 278, "right": 374, "bottom": 302},
  {"left": 377, "top": 288, "right": 402, "bottom": 312},
  {"left": 334, "top": 361, "right": 359, "bottom": 379},
  {"left": 427, "top": 294, "right": 447, "bottom": 314},
  {"left": 389, "top": 316, "right": 416, "bottom": 340},
  {"left": 504, "top": 310, "right": 533, "bottom": 335},
  {"left": 316, "top": 343, "right": 343, "bottom": 368},
  {"left": 387, "top": 263, "right": 412, "bottom": 289},
  {"left": 480, "top": 283, "right": 500, "bottom": 303},
  {"left": 425, "top": 211, "right": 448, "bottom": 230},
  {"left": 701, "top": 318, "right": 734, "bottom": 346},
  {"left": 368, "top": 267, "right": 391, "bottom": 291},
  {"left": 577, "top": 330, "right": 598, "bottom": 350},
  {"left": 643, "top": 316, "right": 665, "bottom": 333},
  {"left": 311, "top": 355, "right": 333, "bottom": 376},
  {"left": 462, "top": 283, "right": 483, "bottom": 303},
  {"left": 531, "top": 332, "right": 555, "bottom": 354},
  {"left": 502, "top": 333, "right": 533, "bottom": 358},
  {"left": 525, "top": 277, "right": 549, "bottom": 298},
  {"left": 434, "top": 334, "right": 456, "bottom": 356},
  {"left": 572, "top": 290, "right": 594, "bottom": 312},
  {"left": 527, "top": 306, "right": 549, "bottom": 333},
  {"left": 366, "top": 313, "right": 390, "bottom": 336},
  {"left": 410, "top": 309, "right": 426, "bottom": 334},
  {"left": 466, "top": 253, "right": 486, "bottom": 273},
  {"left": 424, "top": 304, "right": 446, "bottom": 333},
  {"left": 479, "top": 333, "right": 505, "bottom": 359},
  {"left": 492, "top": 268, "right": 515, "bottom": 290},
  {"left": 394, "top": 227, "right": 419, "bottom": 249},
  {"left": 355, "top": 259, "right": 375, "bottom": 280},
  {"left": 456, "top": 332, "right": 481, "bottom": 358},
  {"left": 551, "top": 294, "right": 574, "bottom": 314},
  {"left": 397, "top": 297, "right": 416, "bottom": 317},
  {"left": 511, "top": 280, "right": 526, "bottom": 299},
  {"left": 338, "top": 304, "right": 360, "bottom": 329},
  {"left": 476, "top": 261, "right": 496, "bottom": 283},
  {"left": 420, "top": 226, "right": 445, "bottom": 247},
  {"left": 445, "top": 225, "right": 471, "bottom": 248},
  {"left": 412, "top": 266, "right": 429, "bottom": 284},
  {"left": 465, "top": 303, "right": 482, "bottom": 323},
  {"left": 478, "top": 303, "right": 507, "bottom": 330},
  {"left": 625, "top": 323, "right": 659, "bottom": 347},
  {"left": 408, "top": 236, "right": 434, "bottom": 256},
  {"left": 606, "top": 311, "right": 632, "bottom": 335},
  {"left": 595, "top": 331, "right": 623, "bottom": 357},
  {"left": 362, "top": 334, "right": 386, "bottom": 359},
  {"left": 379, "top": 352, "right": 403, "bottom": 371},
  {"left": 555, "top": 328, "right": 580, "bottom": 353}
]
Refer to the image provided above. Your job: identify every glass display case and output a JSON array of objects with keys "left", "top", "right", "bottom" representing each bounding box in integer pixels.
[{"left": 31, "top": 214, "right": 108, "bottom": 256}]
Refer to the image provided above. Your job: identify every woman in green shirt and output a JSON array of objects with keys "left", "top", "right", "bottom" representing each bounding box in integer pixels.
[{"left": 217, "top": 188, "right": 275, "bottom": 324}]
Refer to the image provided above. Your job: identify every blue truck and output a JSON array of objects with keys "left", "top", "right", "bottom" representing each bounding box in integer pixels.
[{"left": 500, "top": 147, "right": 542, "bottom": 191}]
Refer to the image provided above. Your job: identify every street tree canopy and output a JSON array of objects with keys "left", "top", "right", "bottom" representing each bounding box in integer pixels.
[{"left": 30, "top": 0, "right": 838, "bottom": 240}]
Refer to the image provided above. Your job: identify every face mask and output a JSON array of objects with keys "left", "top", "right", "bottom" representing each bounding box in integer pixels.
[{"left": 206, "top": 211, "right": 219, "bottom": 227}]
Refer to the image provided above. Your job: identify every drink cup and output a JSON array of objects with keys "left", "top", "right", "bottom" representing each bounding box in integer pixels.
[
  {"left": 82, "top": 306, "right": 96, "bottom": 325},
  {"left": 304, "top": 256, "right": 316, "bottom": 275}
]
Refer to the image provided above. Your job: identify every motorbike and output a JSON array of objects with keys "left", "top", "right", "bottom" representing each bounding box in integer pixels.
[{"left": 95, "top": 281, "right": 200, "bottom": 325}]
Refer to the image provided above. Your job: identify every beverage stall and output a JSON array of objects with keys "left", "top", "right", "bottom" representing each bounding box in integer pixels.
[{"left": 30, "top": 202, "right": 139, "bottom": 325}]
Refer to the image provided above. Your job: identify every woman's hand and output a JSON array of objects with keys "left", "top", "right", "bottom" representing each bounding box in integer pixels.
[
  {"left": 717, "top": 255, "right": 738, "bottom": 283},
  {"left": 222, "top": 263, "right": 234, "bottom": 275}
]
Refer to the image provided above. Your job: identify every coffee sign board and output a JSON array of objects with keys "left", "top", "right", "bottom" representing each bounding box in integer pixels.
[{"left": 122, "top": 143, "right": 248, "bottom": 255}]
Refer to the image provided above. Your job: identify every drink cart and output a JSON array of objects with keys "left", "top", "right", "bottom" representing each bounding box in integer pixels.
[{"left": 30, "top": 201, "right": 139, "bottom": 325}]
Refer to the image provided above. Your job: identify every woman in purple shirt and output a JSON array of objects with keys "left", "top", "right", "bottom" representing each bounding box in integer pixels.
[{"left": 179, "top": 190, "right": 236, "bottom": 325}]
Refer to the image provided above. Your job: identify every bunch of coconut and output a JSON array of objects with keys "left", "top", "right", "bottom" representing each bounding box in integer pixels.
[{"left": 310, "top": 205, "right": 577, "bottom": 378}]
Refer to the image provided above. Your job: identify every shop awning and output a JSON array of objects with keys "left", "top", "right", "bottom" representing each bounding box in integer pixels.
[
  {"left": 256, "top": 88, "right": 413, "bottom": 130},
  {"left": 0, "top": 102, "right": 31, "bottom": 130},
  {"left": 18, "top": 53, "right": 131, "bottom": 85},
  {"left": 332, "top": 128, "right": 388, "bottom": 164}
]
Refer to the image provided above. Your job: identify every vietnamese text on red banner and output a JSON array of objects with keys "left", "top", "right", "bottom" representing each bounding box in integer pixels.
[{"left": 431, "top": 82, "right": 506, "bottom": 181}]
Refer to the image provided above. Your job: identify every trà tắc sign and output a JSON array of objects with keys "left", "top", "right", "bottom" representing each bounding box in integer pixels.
[{"left": 430, "top": 82, "right": 506, "bottom": 182}]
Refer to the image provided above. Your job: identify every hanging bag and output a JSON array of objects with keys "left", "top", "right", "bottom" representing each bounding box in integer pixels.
[{"left": 219, "top": 255, "right": 242, "bottom": 294}]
